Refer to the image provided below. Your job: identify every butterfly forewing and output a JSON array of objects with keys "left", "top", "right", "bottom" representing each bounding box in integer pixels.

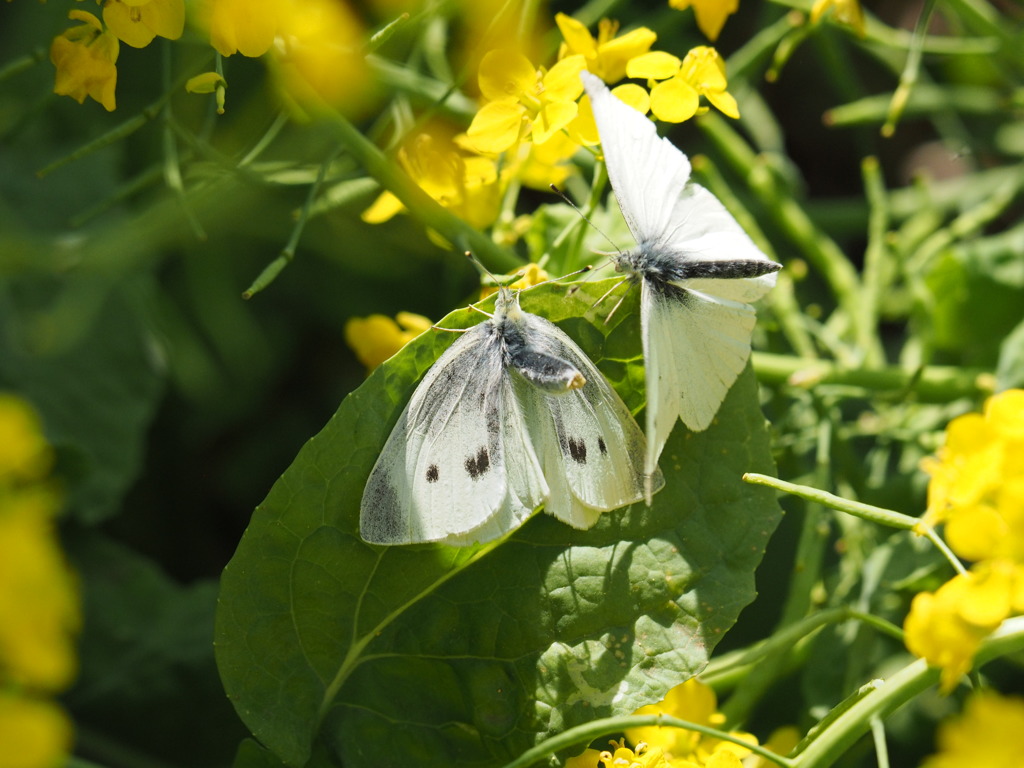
[{"left": 581, "top": 70, "right": 692, "bottom": 247}]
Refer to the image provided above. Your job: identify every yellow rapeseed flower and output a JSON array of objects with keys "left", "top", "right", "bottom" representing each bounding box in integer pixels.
[
  {"left": 0, "top": 693, "right": 72, "bottom": 768},
  {"left": 625, "top": 679, "right": 758, "bottom": 766},
  {"left": 810, "top": 0, "right": 866, "bottom": 37},
  {"left": 465, "top": 50, "right": 587, "bottom": 153},
  {"left": 270, "top": 0, "right": 372, "bottom": 112},
  {"left": 363, "top": 128, "right": 502, "bottom": 230},
  {"left": 667, "top": 0, "right": 740, "bottom": 42},
  {"left": 201, "top": 0, "right": 285, "bottom": 57},
  {"left": 921, "top": 690, "right": 1024, "bottom": 768},
  {"left": 600, "top": 739, "right": 668, "bottom": 768},
  {"left": 49, "top": 10, "right": 120, "bottom": 111},
  {"left": 627, "top": 46, "right": 738, "bottom": 123},
  {"left": 0, "top": 396, "right": 52, "bottom": 483},
  {"left": 102, "top": 0, "right": 185, "bottom": 49},
  {"left": 903, "top": 568, "right": 1013, "bottom": 693},
  {"left": 345, "top": 312, "right": 432, "bottom": 372},
  {"left": 555, "top": 14, "right": 657, "bottom": 84},
  {"left": 567, "top": 82, "right": 649, "bottom": 147}
]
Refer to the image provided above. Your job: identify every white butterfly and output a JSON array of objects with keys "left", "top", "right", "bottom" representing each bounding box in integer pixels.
[
  {"left": 580, "top": 70, "right": 782, "bottom": 484},
  {"left": 360, "top": 285, "right": 663, "bottom": 546}
]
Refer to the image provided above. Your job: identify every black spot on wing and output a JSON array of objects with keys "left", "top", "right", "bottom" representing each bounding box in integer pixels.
[
  {"left": 465, "top": 447, "right": 490, "bottom": 479},
  {"left": 426, "top": 464, "right": 439, "bottom": 483},
  {"left": 597, "top": 436, "right": 607, "bottom": 455},
  {"left": 567, "top": 437, "right": 587, "bottom": 464}
]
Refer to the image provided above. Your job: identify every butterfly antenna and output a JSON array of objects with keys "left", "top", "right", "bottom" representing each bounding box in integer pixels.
[
  {"left": 549, "top": 184, "right": 624, "bottom": 258},
  {"left": 463, "top": 251, "right": 506, "bottom": 293}
]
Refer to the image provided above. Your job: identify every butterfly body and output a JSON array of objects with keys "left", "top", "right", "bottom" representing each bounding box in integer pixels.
[
  {"left": 361, "top": 286, "right": 661, "bottom": 546},
  {"left": 581, "top": 70, "right": 781, "bottom": 479}
]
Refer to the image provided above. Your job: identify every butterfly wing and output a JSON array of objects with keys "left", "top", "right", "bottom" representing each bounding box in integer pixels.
[
  {"left": 641, "top": 278, "right": 759, "bottom": 475},
  {"left": 516, "top": 312, "right": 662, "bottom": 525},
  {"left": 580, "top": 70, "right": 692, "bottom": 247},
  {"left": 360, "top": 327, "right": 547, "bottom": 545}
]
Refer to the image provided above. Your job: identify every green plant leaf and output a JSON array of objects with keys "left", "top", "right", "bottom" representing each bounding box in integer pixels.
[
  {"left": 215, "top": 279, "right": 781, "bottom": 767},
  {"left": 0, "top": 278, "right": 165, "bottom": 524}
]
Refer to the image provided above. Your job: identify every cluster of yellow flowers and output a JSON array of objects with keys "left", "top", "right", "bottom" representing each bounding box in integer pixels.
[
  {"left": 42, "top": 0, "right": 369, "bottom": 112},
  {"left": 904, "top": 389, "right": 1024, "bottom": 691},
  {"left": 0, "top": 395, "right": 80, "bottom": 768},
  {"left": 564, "top": 679, "right": 798, "bottom": 768}
]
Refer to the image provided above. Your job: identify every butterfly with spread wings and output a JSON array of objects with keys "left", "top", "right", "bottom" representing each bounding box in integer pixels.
[{"left": 581, "top": 71, "right": 782, "bottom": 488}]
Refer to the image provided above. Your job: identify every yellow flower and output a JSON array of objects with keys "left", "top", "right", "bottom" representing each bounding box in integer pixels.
[
  {"left": 186, "top": 71, "right": 227, "bottom": 114},
  {"left": 512, "top": 132, "right": 580, "bottom": 190},
  {"left": 479, "top": 264, "right": 550, "bottom": 300},
  {"left": 627, "top": 46, "right": 738, "bottom": 122},
  {"left": 903, "top": 566, "right": 1019, "bottom": 693},
  {"left": 345, "top": 312, "right": 432, "bottom": 372},
  {"left": 0, "top": 488, "right": 80, "bottom": 691},
  {"left": 599, "top": 739, "right": 668, "bottom": 768},
  {"left": 0, "top": 396, "right": 52, "bottom": 483},
  {"left": 363, "top": 127, "right": 502, "bottom": 230},
  {"left": 567, "top": 83, "right": 650, "bottom": 147},
  {"left": 555, "top": 14, "right": 657, "bottom": 84},
  {"left": 270, "top": 0, "right": 372, "bottom": 113},
  {"left": 0, "top": 693, "right": 72, "bottom": 768},
  {"left": 103, "top": 0, "right": 185, "bottom": 49},
  {"left": 922, "top": 389, "right": 1024, "bottom": 563},
  {"left": 625, "top": 679, "right": 758, "bottom": 765},
  {"left": 668, "top": 0, "right": 740, "bottom": 42},
  {"left": 49, "top": 10, "right": 120, "bottom": 112},
  {"left": 201, "top": 0, "right": 285, "bottom": 57},
  {"left": 810, "top": 0, "right": 866, "bottom": 37},
  {"left": 921, "top": 690, "right": 1024, "bottom": 768},
  {"left": 465, "top": 50, "right": 587, "bottom": 153}
]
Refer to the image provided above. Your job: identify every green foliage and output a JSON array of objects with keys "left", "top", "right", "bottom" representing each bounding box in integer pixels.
[{"left": 216, "top": 280, "right": 780, "bottom": 767}]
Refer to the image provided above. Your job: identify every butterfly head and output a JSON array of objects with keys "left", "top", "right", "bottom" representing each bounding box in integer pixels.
[{"left": 492, "top": 285, "right": 522, "bottom": 321}]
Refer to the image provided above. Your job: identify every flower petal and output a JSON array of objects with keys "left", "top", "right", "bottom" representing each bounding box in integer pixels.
[
  {"left": 479, "top": 49, "right": 535, "bottom": 102},
  {"left": 649, "top": 77, "right": 699, "bottom": 123},
  {"left": 466, "top": 100, "right": 526, "bottom": 153},
  {"left": 626, "top": 50, "right": 682, "bottom": 81}
]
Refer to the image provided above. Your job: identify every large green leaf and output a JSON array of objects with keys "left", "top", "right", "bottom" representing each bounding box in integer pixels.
[{"left": 215, "top": 280, "right": 781, "bottom": 767}]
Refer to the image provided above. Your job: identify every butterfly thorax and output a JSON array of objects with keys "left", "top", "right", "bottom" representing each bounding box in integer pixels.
[{"left": 490, "top": 289, "right": 586, "bottom": 393}]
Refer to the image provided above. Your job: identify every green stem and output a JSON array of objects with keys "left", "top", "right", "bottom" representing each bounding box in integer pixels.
[
  {"left": 752, "top": 351, "right": 993, "bottom": 402},
  {"left": 918, "top": 523, "right": 969, "bottom": 577},
  {"left": 320, "top": 106, "right": 520, "bottom": 273},
  {"left": 0, "top": 46, "right": 47, "bottom": 83},
  {"left": 883, "top": 0, "right": 939, "bottom": 137},
  {"left": 500, "top": 714, "right": 796, "bottom": 768},
  {"left": 794, "top": 617, "right": 1024, "bottom": 767},
  {"left": 858, "top": 156, "right": 887, "bottom": 368},
  {"left": 743, "top": 473, "right": 921, "bottom": 530}
]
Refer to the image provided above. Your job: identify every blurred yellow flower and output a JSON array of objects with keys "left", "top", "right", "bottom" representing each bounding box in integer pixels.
[
  {"left": 0, "top": 395, "right": 77, "bottom": 768},
  {"left": 201, "top": 0, "right": 285, "bottom": 57},
  {"left": 903, "top": 567, "right": 1015, "bottom": 693},
  {"left": 49, "top": 10, "right": 120, "bottom": 111},
  {"left": 555, "top": 14, "right": 657, "bottom": 84},
  {"left": 0, "top": 396, "right": 52, "bottom": 483},
  {"left": 627, "top": 46, "right": 738, "bottom": 123},
  {"left": 363, "top": 128, "right": 502, "bottom": 230},
  {"left": 0, "top": 693, "right": 72, "bottom": 768},
  {"left": 479, "top": 263, "right": 550, "bottom": 300},
  {"left": 668, "top": 0, "right": 739, "bottom": 42},
  {"left": 513, "top": 132, "right": 580, "bottom": 189},
  {"left": 0, "top": 488, "right": 79, "bottom": 691},
  {"left": 345, "top": 312, "right": 432, "bottom": 372},
  {"left": 271, "top": 0, "right": 372, "bottom": 112},
  {"left": 465, "top": 50, "right": 587, "bottom": 153},
  {"left": 624, "top": 679, "right": 758, "bottom": 766},
  {"left": 102, "top": 0, "right": 184, "bottom": 48},
  {"left": 810, "top": 0, "right": 866, "bottom": 37},
  {"left": 921, "top": 690, "right": 1024, "bottom": 768}
]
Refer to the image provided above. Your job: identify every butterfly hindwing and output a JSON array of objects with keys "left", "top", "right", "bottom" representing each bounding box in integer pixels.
[{"left": 515, "top": 312, "right": 662, "bottom": 525}]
